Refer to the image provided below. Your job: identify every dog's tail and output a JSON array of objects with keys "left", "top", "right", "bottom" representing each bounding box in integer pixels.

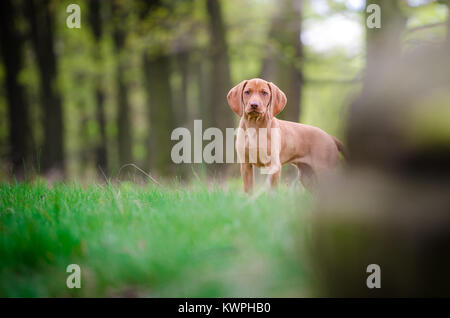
[{"left": 332, "top": 136, "right": 349, "bottom": 160}]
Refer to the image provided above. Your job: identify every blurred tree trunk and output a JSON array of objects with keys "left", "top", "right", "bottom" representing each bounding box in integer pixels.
[
  {"left": 78, "top": 102, "right": 90, "bottom": 176},
  {"left": 112, "top": 2, "right": 133, "bottom": 167},
  {"left": 444, "top": 0, "right": 450, "bottom": 46},
  {"left": 206, "top": 0, "right": 234, "bottom": 175},
  {"left": 143, "top": 54, "right": 175, "bottom": 176},
  {"left": 0, "top": 0, "right": 33, "bottom": 179},
  {"left": 0, "top": 0, "right": 33, "bottom": 178},
  {"left": 448, "top": 11, "right": 450, "bottom": 46},
  {"left": 26, "top": 0, "right": 65, "bottom": 177},
  {"left": 348, "top": 0, "right": 407, "bottom": 163},
  {"left": 198, "top": 61, "right": 210, "bottom": 123},
  {"left": 363, "top": 0, "right": 406, "bottom": 89},
  {"left": 175, "top": 51, "right": 189, "bottom": 127},
  {"left": 88, "top": 0, "right": 108, "bottom": 176},
  {"left": 206, "top": 0, "right": 233, "bottom": 131},
  {"left": 173, "top": 50, "right": 191, "bottom": 179},
  {"left": 260, "top": 0, "right": 303, "bottom": 122},
  {"left": 192, "top": 53, "right": 211, "bottom": 125},
  {"left": 138, "top": 0, "right": 176, "bottom": 176}
]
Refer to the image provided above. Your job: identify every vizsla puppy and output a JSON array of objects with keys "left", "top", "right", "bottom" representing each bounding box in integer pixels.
[{"left": 227, "top": 78, "right": 346, "bottom": 193}]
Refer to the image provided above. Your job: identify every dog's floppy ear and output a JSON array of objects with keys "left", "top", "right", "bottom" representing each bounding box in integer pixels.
[
  {"left": 227, "top": 80, "right": 248, "bottom": 117},
  {"left": 267, "top": 82, "right": 287, "bottom": 117}
]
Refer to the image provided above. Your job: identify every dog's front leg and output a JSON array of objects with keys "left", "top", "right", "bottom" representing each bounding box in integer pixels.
[
  {"left": 265, "top": 164, "right": 281, "bottom": 189},
  {"left": 268, "top": 167, "right": 281, "bottom": 188},
  {"left": 240, "top": 163, "right": 254, "bottom": 193}
]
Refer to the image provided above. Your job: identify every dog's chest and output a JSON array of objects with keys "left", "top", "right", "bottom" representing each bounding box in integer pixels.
[{"left": 236, "top": 128, "right": 272, "bottom": 166}]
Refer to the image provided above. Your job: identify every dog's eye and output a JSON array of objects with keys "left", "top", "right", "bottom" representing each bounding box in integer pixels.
[
  {"left": 262, "top": 91, "right": 268, "bottom": 96},
  {"left": 244, "top": 90, "right": 250, "bottom": 95}
]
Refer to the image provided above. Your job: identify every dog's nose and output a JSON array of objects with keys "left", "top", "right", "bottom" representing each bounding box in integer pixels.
[{"left": 250, "top": 102, "right": 258, "bottom": 109}]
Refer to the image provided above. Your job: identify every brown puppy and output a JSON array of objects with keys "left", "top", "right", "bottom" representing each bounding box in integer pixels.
[{"left": 227, "top": 78, "right": 346, "bottom": 192}]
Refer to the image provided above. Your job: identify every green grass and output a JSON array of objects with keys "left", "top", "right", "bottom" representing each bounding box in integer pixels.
[{"left": 0, "top": 180, "right": 314, "bottom": 297}]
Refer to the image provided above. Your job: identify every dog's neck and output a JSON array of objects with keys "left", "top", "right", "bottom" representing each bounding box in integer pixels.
[{"left": 243, "top": 111, "right": 272, "bottom": 130}]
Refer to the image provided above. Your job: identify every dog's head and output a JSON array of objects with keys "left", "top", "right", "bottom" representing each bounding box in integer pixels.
[{"left": 227, "top": 78, "right": 287, "bottom": 118}]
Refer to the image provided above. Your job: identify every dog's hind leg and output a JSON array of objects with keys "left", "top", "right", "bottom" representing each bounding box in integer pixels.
[
  {"left": 297, "top": 163, "right": 316, "bottom": 193},
  {"left": 290, "top": 163, "right": 303, "bottom": 189},
  {"left": 266, "top": 166, "right": 281, "bottom": 189}
]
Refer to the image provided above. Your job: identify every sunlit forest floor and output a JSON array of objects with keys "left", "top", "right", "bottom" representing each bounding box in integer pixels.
[{"left": 0, "top": 181, "right": 314, "bottom": 297}]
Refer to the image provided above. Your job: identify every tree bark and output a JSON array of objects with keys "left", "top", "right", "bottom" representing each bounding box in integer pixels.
[
  {"left": 175, "top": 51, "right": 189, "bottom": 127},
  {"left": 206, "top": 0, "right": 233, "bottom": 131},
  {"left": 347, "top": 0, "right": 408, "bottom": 163},
  {"left": 260, "top": 0, "right": 303, "bottom": 122},
  {"left": 0, "top": 0, "right": 33, "bottom": 178},
  {"left": 205, "top": 0, "right": 235, "bottom": 175},
  {"left": 364, "top": 0, "right": 407, "bottom": 89},
  {"left": 88, "top": 0, "right": 108, "bottom": 175},
  {"left": 112, "top": 1, "right": 133, "bottom": 167},
  {"left": 192, "top": 52, "right": 211, "bottom": 125},
  {"left": 26, "top": 0, "right": 65, "bottom": 176},
  {"left": 444, "top": 0, "right": 450, "bottom": 47},
  {"left": 143, "top": 54, "right": 176, "bottom": 176}
]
